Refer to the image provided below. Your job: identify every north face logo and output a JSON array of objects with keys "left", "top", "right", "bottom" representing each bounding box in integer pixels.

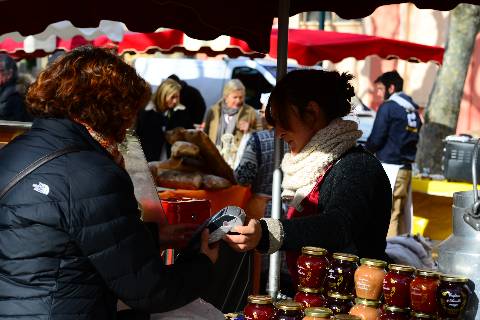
[{"left": 32, "top": 182, "right": 50, "bottom": 195}]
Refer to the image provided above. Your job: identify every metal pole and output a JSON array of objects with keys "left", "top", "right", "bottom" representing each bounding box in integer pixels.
[{"left": 268, "top": 0, "right": 289, "bottom": 301}]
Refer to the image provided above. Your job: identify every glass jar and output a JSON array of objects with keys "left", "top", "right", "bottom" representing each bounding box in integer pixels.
[
  {"left": 303, "top": 307, "right": 333, "bottom": 320},
  {"left": 379, "top": 305, "right": 410, "bottom": 320},
  {"left": 327, "top": 292, "right": 355, "bottom": 315},
  {"left": 409, "top": 269, "right": 439, "bottom": 315},
  {"left": 325, "top": 253, "right": 359, "bottom": 296},
  {"left": 354, "top": 258, "right": 387, "bottom": 300},
  {"left": 333, "top": 315, "right": 362, "bottom": 320},
  {"left": 274, "top": 300, "right": 304, "bottom": 320},
  {"left": 244, "top": 295, "right": 275, "bottom": 320},
  {"left": 436, "top": 274, "right": 470, "bottom": 319},
  {"left": 295, "top": 286, "right": 327, "bottom": 308},
  {"left": 409, "top": 312, "right": 435, "bottom": 319},
  {"left": 349, "top": 298, "right": 381, "bottom": 320},
  {"left": 383, "top": 264, "right": 416, "bottom": 308},
  {"left": 297, "top": 247, "right": 330, "bottom": 289}
]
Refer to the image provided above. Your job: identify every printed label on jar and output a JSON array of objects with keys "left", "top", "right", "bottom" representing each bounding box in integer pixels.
[
  {"left": 439, "top": 290, "right": 467, "bottom": 313},
  {"left": 327, "top": 271, "right": 343, "bottom": 290},
  {"left": 356, "top": 276, "right": 373, "bottom": 292}
]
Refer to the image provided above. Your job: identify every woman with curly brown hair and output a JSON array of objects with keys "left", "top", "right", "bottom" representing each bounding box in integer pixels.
[{"left": 0, "top": 46, "right": 218, "bottom": 320}]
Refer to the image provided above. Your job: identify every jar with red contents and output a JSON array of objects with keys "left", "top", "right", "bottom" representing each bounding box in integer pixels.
[
  {"left": 324, "top": 253, "right": 359, "bottom": 296},
  {"left": 437, "top": 274, "right": 470, "bottom": 319},
  {"left": 409, "top": 312, "right": 436, "bottom": 319},
  {"left": 409, "top": 269, "right": 439, "bottom": 315},
  {"left": 379, "top": 305, "right": 410, "bottom": 320},
  {"left": 274, "top": 301, "right": 304, "bottom": 320},
  {"left": 326, "top": 292, "right": 355, "bottom": 315},
  {"left": 383, "top": 264, "right": 416, "bottom": 308},
  {"left": 295, "top": 286, "right": 327, "bottom": 308},
  {"left": 297, "top": 247, "right": 330, "bottom": 289},
  {"left": 244, "top": 295, "right": 275, "bottom": 320}
]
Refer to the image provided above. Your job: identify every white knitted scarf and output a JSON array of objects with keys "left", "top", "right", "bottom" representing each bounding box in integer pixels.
[{"left": 281, "top": 118, "right": 362, "bottom": 210}]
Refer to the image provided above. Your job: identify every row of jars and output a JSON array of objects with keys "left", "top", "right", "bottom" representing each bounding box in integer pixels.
[{"left": 295, "top": 246, "right": 470, "bottom": 319}]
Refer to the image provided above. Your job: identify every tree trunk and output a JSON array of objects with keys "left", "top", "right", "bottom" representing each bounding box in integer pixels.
[{"left": 416, "top": 4, "right": 480, "bottom": 174}]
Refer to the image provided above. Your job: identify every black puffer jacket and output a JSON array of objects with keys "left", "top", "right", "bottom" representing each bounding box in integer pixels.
[{"left": 0, "top": 118, "right": 213, "bottom": 319}]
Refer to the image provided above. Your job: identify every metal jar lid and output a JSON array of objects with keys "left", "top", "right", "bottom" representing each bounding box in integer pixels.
[
  {"left": 360, "top": 258, "right": 387, "bottom": 268},
  {"left": 247, "top": 295, "right": 273, "bottom": 305},
  {"left": 333, "top": 252, "right": 359, "bottom": 262},
  {"left": 411, "top": 312, "right": 435, "bottom": 319},
  {"left": 416, "top": 269, "right": 439, "bottom": 278},
  {"left": 383, "top": 305, "right": 409, "bottom": 313},
  {"left": 298, "top": 285, "right": 322, "bottom": 294},
  {"left": 354, "top": 298, "right": 381, "bottom": 308},
  {"left": 302, "top": 246, "right": 328, "bottom": 256},
  {"left": 333, "top": 315, "right": 362, "bottom": 320},
  {"left": 327, "top": 292, "right": 354, "bottom": 300},
  {"left": 304, "top": 307, "right": 333, "bottom": 317},
  {"left": 440, "top": 274, "right": 469, "bottom": 283},
  {"left": 388, "top": 264, "right": 416, "bottom": 273},
  {"left": 275, "top": 300, "right": 303, "bottom": 311}
]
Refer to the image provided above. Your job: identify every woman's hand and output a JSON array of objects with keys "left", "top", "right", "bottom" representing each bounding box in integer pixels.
[
  {"left": 223, "top": 219, "right": 262, "bottom": 252},
  {"left": 238, "top": 120, "right": 250, "bottom": 133},
  {"left": 200, "top": 229, "right": 219, "bottom": 263},
  {"left": 157, "top": 223, "right": 197, "bottom": 250}
]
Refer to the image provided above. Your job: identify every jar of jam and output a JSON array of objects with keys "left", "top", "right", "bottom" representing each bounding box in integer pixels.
[
  {"left": 327, "top": 292, "right": 355, "bottom": 315},
  {"left": 325, "top": 253, "right": 359, "bottom": 295},
  {"left": 295, "top": 286, "right": 327, "bottom": 308},
  {"left": 383, "top": 264, "right": 416, "bottom": 308},
  {"left": 436, "top": 274, "right": 470, "bottom": 319},
  {"left": 409, "top": 312, "right": 435, "bottom": 319},
  {"left": 303, "top": 307, "right": 333, "bottom": 320},
  {"left": 349, "top": 298, "right": 381, "bottom": 320},
  {"left": 298, "top": 247, "right": 330, "bottom": 289},
  {"left": 354, "top": 258, "right": 387, "bottom": 300},
  {"left": 409, "top": 269, "right": 439, "bottom": 315},
  {"left": 275, "top": 301, "right": 304, "bottom": 320},
  {"left": 244, "top": 295, "right": 275, "bottom": 320},
  {"left": 379, "top": 305, "right": 410, "bottom": 320}
]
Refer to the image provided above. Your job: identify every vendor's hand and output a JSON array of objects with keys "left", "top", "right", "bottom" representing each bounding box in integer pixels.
[
  {"left": 238, "top": 120, "right": 250, "bottom": 133},
  {"left": 201, "top": 229, "right": 219, "bottom": 263},
  {"left": 223, "top": 219, "right": 262, "bottom": 252},
  {"left": 158, "top": 223, "right": 197, "bottom": 250}
]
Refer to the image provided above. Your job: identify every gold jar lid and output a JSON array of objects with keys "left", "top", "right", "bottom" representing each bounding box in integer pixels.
[
  {"left": 302, "top": 246, "right": 328, "bottom": 256},
  {"left": 247, "top": 295, "right": 272, "bottom": 305},
  {"left": 360, "top": 258, "right": 387, "bottom": 268},
  {"left": 298, "top": 285, "right": 322, "bottom": 294},
  {"left": 411, "top": 312, "right": 435, "bottom": 319},
  {"left": 388, "top": 264, "right": 415, "bottom": 273},
  {"left": 384, "top": 305, "right": 409, "bottom": 313},
  {"left": 304, "top": 307, "right": 333, "bottom": 317},
  {"left": 416, "top": 269, "right": 439, "bottom": 278},
  {"left": 327, "top": 292, "right": 354, "bottom": 300},
  {"left": 354, "top": 298, "right": 381, "bottom": 308},
  {"left": 333, "top": 315, "right": 361, "bottom": 320},
  {"left": 275, "top": 300, "right": 303, "bottom": 311},
  {"left": 333, "top": 252, "right": 359, "bottom": 262},
  {"left": 440, "top": 274, "right": 469, "bottom": 283}
]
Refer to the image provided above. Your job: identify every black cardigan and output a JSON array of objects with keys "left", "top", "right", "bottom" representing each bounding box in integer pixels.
[{"left": 260, "top": 146, "right": 391, "bottom": 261}]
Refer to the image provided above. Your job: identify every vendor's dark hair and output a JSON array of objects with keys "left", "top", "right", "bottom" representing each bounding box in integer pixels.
[
  {"left": 266, "top": 69, "right": 355, "bottom": 129},
  {"left": 374, "top": 70, "right": 403, "bottom": 92},
  {"left": 26, "top": 46, "right": 151, "bottom": 142}
]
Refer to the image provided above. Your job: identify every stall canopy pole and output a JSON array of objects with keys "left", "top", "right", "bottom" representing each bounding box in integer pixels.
[{"left": 268, "top": 0, "right": 290, "bottom": 300}]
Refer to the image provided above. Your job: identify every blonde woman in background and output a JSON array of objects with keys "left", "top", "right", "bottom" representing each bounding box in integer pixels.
[
  {"left": 136, "top": 78, "right": 194, "bottom": 161},
  {"left": 203, "top": 79, "right": 262, "bottom": 153}
]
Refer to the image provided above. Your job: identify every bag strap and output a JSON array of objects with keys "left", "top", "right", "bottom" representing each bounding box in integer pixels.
[{"left": 0, "top": 146, "right": 85, "bottom": 200}]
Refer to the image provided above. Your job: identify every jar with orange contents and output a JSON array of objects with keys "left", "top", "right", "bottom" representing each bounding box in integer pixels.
[
  {"left": 294, "top": 286, "right": 327, "bottom": 308},
  {"left": 409, "top": 269, "right": 439, "bottom": 315},
  {"left": 354, "top": 258, "right": 387, "bottom": 300},
  {"left": 383, "top": 264, "right": 415, "bottom": 308},
  {"left": 297, "top": 247, "right": 330, "bottom": 289},
  {"left": 349, "top": 298, "right": 381, "bottom": 320},
  {"left": 303, "top": 307, "right": 333, "bottom": 320},
  {"left": 244, "top": 295, "right": 275, "bottom": 320}
]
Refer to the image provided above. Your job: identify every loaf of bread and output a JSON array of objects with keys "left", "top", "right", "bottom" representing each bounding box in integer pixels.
[
  {"left": 171, "top": 141, "right": 200, "bottom": 159},
  {"left": 149, "top": 157, "right": 206, "bottom": 173},
  {"left": 156, "top": 169, "right": 202, "bottom": 190},
  {"left": 165, "top": 128, "right": 235, "bottom": 183},
  {"left": 202, "top": 174, "right": 232, "bottom": 190}
]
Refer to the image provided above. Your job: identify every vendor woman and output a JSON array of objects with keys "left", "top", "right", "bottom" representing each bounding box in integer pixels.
[{"left": 224, "top": 69, "right": 391, "bottom": 281}]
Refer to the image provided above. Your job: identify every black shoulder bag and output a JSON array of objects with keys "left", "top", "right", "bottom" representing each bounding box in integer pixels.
[{"left": 0, "top": 146, "right": 85, "bottom": 200}]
